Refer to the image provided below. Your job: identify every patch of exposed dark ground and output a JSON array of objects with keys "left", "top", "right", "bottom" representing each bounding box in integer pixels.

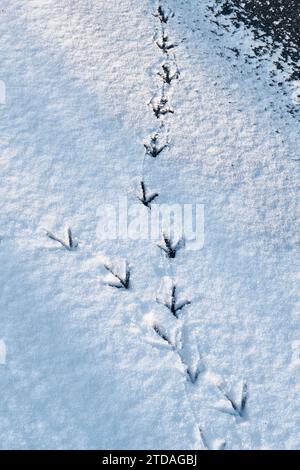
[{"left": 207, "top": 0, "right": 300, "bottom": 115}]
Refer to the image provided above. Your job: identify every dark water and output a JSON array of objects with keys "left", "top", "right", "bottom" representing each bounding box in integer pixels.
[{"left": 212, "top": 0, "right": 300, "bottom": 81}]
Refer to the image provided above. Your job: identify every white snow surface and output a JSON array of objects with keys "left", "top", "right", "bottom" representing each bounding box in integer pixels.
[{"left": 0, "top": 0, "right": 299, "bottom": 450}]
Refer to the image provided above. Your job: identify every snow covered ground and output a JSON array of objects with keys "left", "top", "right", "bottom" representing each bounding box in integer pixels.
[{"left": 0, "top": 0, "right": 299, "bottom": 450}]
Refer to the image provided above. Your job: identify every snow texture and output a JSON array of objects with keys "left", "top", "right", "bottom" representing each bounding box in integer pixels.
[{"left": 0, "top": 0, "right": 299, "bottom": 450}]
